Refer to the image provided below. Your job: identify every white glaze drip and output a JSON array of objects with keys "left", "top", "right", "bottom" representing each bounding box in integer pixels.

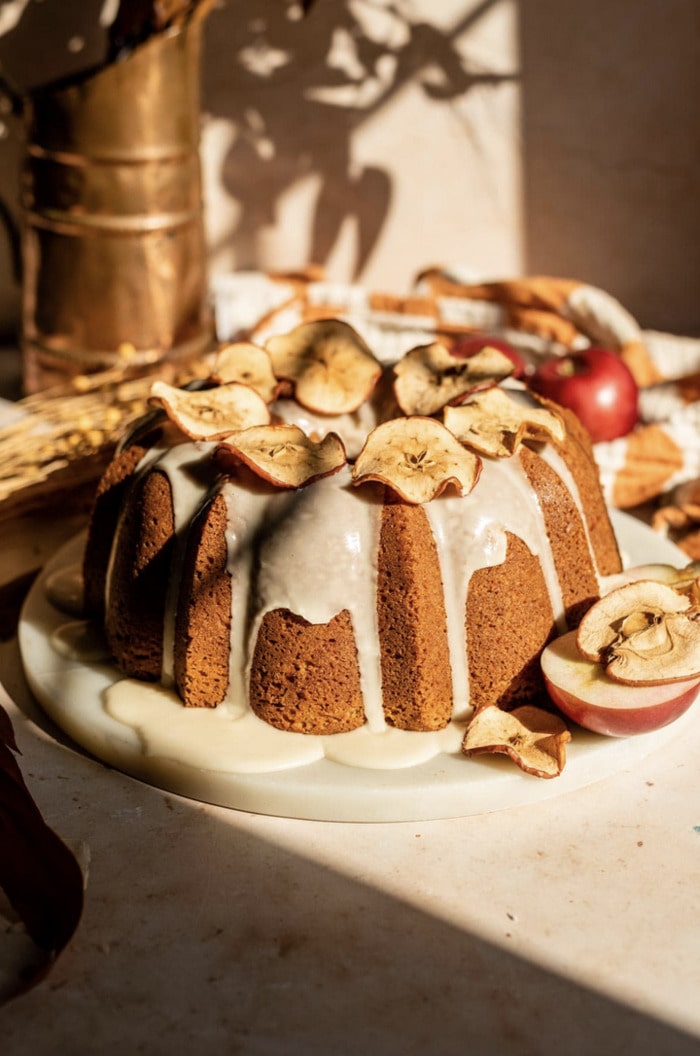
[
  {"left": 236, "top": 466, "right": 386, "bottom": 732},
  {"left": 538, "top": 444, "right": 596, "bottom": 572},
  {"left": 504, "top": 385, "right": 599, "bottom": 576},
  {"left": 104, "top": 441, "right": 165, "bottom": 621},
  {"left": 51, "top": 620, "right": 110, "bottom": 663},
  {"left": 426, "top": 453, "right": 567, "bottom": 719},
  {"left": 511, "top": 451, "right": 569, "bottom": 632},
  {"left": 221, "top": 482, "right": 272, "bottom": 716},
  {"left": 45, "top": 563, "right": 84, "bottom": 617},
  {"left": 156, "top": 442, "right": 217, "bottom": 685}
]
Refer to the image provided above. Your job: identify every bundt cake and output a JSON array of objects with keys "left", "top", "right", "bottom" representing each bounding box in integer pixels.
[{"left": 82, "top": 320, "right": 622, "bottom": 752}]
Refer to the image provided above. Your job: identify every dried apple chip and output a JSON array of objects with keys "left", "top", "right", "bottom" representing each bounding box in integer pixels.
[
  {"left": 677, "top": 563, "right": 700, "bottom": 607},
  {"left": 444, "top": 387, "right": 566, "bottom": 458},
  {"left": 210, "top": 342, "right": 281, "bottom": 403},
  {"left": 603, "top": 611, "right": 700, "bottom": 686},
  {"left": 216, "top": 424, "right": 347, "bottom": 488},
  {"left": 265, "top": 320, "right": 381, "bottom": 415},
  {"left": 352, "top": 417, "right": 481, "bottom": 504},
  {"left": 462, "top": 704, "right": 571, "bottom": 778},
  {"left": 576, "top": 579, "right": 700, "bottom": 685},
  {"left": 577, "top": 580, "right": 692, "bottom": 663},
  {"left": 393, "top": 342, "right": 515, "bottom": 416},
  {"left": 150, "top": 380, "right": 271, "bottom": 440}
]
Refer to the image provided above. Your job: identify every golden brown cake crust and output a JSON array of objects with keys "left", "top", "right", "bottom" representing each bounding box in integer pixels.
[
  {"left": 542, "top": 400, "right": 622, "bottom": 577},
  {"left": 82, "top": 443, "right": 148, "bottom": 617},
  {"left": 174, "top": 490, "right": 232, "bottom": 709},
  {"left": 377, "top": 500, "right": 453, "bottom": 730},
  {"left": 249, "top": 609, "right": 365, "bottom": 734},
  {"left": 466, "top": 532, "right": 557, "bottom": 710},
  {"left": 519, "top": 445, "right": 600, "bottom": 627},
  {"left": 105, "top": 468, "right": 175, "bottom": 681}
]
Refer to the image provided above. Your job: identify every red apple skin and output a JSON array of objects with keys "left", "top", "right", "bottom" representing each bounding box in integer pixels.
[
  {"left": 529, "top": 347, "right": 639, "bottom": 443},
  {"left": 451, "top": 335, "right": 527, "bottom": 378},
  {"left": 541, "top": 630, "right": 700, "bottom": 737}
]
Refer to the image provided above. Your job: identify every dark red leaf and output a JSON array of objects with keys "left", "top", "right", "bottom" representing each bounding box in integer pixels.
[{"left": 0, "top": 704, "right": 83, "bottom": 996}]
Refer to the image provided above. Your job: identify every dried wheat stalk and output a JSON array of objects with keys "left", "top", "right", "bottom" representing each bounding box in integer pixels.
[{"left": 0, "top": 359, "right": 213, "bottom": 519}]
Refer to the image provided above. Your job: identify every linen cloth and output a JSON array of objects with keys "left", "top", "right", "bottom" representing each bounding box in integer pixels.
[{"left": 213, "top": 268, "right": 700, "bottom": 559}]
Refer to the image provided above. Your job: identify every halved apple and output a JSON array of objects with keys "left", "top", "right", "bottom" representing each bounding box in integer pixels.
[{"left": 541, "top": 630, "right": 700, "bottom": 737}]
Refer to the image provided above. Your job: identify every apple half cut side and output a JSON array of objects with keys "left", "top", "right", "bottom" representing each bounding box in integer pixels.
[{"left": 541, "top": 630, "right": 700, "bottom": 738}]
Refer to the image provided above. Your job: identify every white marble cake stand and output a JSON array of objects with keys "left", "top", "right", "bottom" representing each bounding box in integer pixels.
[{"left": 18, "top": 512, "right": 699, "bottom": 822}]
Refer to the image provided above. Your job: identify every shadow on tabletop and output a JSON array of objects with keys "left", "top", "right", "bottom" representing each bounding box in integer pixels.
[{"left": 0, "top": 635, "right": 697, "bottom": 1056}]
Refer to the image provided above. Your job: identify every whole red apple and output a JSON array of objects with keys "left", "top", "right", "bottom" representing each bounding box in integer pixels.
[
  {"left": 541, "top": 630, "right": 700, "bottom": 737},
  {"left": 451, "top": 335, "right": 527, "bottom": 378},
  {"left": 529, "top": 347, "right": 638, "bottom": 443}
]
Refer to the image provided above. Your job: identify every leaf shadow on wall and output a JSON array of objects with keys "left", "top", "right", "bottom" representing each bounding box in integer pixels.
[{"left": 202, "top": 0, "right": 514, "bottom": 279}]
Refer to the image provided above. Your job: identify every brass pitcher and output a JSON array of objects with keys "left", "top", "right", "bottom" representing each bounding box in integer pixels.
[{"left": 20, "top": 18, "right": 212, "bottom": 393}]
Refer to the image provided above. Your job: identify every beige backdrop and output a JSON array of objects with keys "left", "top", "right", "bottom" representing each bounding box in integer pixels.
[{"left": 0, "top": 0, "right": 698, "bottom": 339}]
